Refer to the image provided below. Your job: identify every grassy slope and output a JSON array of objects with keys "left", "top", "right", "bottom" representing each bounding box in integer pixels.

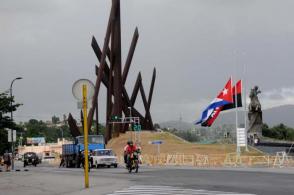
[{"left": 107, "top": 131, "right": 262, "bottom": 156}]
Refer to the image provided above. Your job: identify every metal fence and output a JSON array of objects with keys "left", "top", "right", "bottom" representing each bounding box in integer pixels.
[{"left": 117, "top": 152, "right": 294, "bottom": 168}]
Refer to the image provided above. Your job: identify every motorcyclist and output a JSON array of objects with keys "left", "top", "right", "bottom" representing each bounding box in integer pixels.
[{"left": 124, "top": 141, "right": 137, "bottom": 168}]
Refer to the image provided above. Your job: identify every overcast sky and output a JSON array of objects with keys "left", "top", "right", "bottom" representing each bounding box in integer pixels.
[{"left": 1, "top": 0, "right": 294, "bottom": 124}]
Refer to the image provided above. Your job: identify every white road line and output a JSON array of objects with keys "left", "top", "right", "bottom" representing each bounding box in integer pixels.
[{"left": 108, "top": 185, "right": 256, "bottom": 195}]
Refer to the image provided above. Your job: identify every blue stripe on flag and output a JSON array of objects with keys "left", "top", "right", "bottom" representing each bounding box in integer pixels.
[{"left": 195, "top": 100, "right": 230, "bottom": 124}]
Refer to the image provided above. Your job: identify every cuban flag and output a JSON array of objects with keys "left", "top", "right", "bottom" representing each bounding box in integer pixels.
[
  {"left": 222, "top": 80, "right": 242, "bottom": 111},
  {"left": 201, "top": 80, "right": 242, "bottom": 127},
  {"left": 195, "top": 78, "right": 233, "bottom": 126}
]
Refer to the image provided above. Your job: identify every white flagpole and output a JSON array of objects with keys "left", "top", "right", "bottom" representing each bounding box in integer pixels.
[
  {"left": 244, "top": 64, "right": 249, "bottom": 151},
  {"left": 233, "top": 51, "right": 240, "bottom": 156},
  {"left": 235, "top": 77, "right": 240, "bottom": 155}
]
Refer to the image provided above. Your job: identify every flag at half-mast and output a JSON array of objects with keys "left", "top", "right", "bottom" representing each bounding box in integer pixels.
[
  {"left": 201, "top": 80, "right": 242, "bottom": 127},
  {"left": 222, "top": 80, "right": 242, "bottom": 110},
  {"left": 195, "top": 78, "right": 233, "bottom": 125}
]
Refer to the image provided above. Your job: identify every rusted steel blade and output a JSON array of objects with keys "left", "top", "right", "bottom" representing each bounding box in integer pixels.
[
  {"left": 144, "top": 67, "right": 156, "bottom": 129},
  {"left": 131, "top": 73, "right": 142, "bottom": 106},
  {"left": 95, "top": 65, "right": 110, "bottom": 89},
  {"left": 111, "top": 0, "right": 123, "bottom": 137},
  {"left": 122, "top": 27, "right": 139, "bottom": 84},
  {"left": 68, "top": 113, "right": 81, "bottom": 137},
  {"left": 80, "top": 110, "right": 84, "bottom": 132},
  {"left": 88, "top": 2, "right": 117, "bottom": 130},
  {"left": 148, "top": 68, "right": 156, "bottom": 108},
  {"left": 139, "top": 82, "right": 148, "bottom": 110},
  {"left": 95, "top": 102, "right": 99, "bottom": 135},
  {"left": 91, "top": 36, "right": 111, "bottom": 76},
  {"left": 139, "top": 81, "right": 153, "bottom": 130}
]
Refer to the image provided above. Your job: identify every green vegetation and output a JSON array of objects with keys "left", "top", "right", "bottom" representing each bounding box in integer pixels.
[
  {"left": 22, "top": 118, "right": 106, "bottom": 144},
  {"left": 91, "top": 120, "right": 106, "bottom": 136},
  {"left": 22, "top": 119, "right": 72, "bottom": 143},
  {"left": 163, "top": 123, "right": 294, "bottom": 143},
  {"left": 51, "top": 115, "right": 60, "bottom": 124},
  {"left": 0, "top": 92, "right": 22, "bottom": 154},
  {"left": 262, "top": 123, "right": 294, "bottom": 141}
]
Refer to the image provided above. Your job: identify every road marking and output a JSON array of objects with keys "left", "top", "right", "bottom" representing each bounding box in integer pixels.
[{"left": 108, "top": 185, "right": 256, "bottom": 195}]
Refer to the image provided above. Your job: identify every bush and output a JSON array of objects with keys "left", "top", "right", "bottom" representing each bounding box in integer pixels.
[{"left": 262, "top": 123, "right": 294, "bottom": 141}]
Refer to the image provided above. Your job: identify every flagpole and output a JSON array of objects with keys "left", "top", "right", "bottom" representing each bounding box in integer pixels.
[
  {"left": 235, "top": 69, "right": 240, "bottom": 156},
  {"left": 244, "top": 64, "right": 249, "bottom": 152}
]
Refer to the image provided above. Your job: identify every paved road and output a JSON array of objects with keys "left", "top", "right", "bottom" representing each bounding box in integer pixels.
[
  {"left": 1, "top": 161, "right": 294, "bottom": 195},
  {"left": 108, "top": 185, "right": 255, "bottom": 195}
]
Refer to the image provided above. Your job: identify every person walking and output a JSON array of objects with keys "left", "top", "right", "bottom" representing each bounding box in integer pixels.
[{"left": 59, "top": 154, "right": 65, "bottom": 168}]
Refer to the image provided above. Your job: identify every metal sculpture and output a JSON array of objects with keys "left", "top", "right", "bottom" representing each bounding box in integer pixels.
[{"left": 68, "top": 0, "right": 156, "bottom": 143}]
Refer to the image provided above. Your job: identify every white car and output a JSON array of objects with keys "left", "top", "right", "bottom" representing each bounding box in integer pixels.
[{"left": 92, "top": 149, "right": 118, "bottom": 168}]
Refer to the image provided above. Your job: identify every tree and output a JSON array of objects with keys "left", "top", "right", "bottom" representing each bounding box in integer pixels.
[
  {"left": 262, "top": 123, "right": 294, "bottom": 141},
  {"left": 154, "top": 123, "right": 161, "bottom": 130},
  {"left": 52, "top": 115, "right": 60, "bottom": 124},
  {"left": 91, "top": 120, "right": 106, "bottom": 136},
  {"left": 23, "top": 119, "right": 73, "bottom": 143},
  {"left": 0, "top": 92, "right": 21, "bottom": 154}
]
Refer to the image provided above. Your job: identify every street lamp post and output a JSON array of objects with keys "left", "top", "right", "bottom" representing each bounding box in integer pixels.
[
  {"left": 128, "top": 107, "right": 132, "bottom": 140},
  {"left": 10, "top": 77, "right": 23, "bottom": 170},
  {"left": 61, "top": 128, "right": 64, "bottom": 144}
]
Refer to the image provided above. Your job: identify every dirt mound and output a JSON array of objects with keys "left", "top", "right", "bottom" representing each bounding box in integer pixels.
[{"left": 107, "top": 131, "right": 262, "bottom": 156}]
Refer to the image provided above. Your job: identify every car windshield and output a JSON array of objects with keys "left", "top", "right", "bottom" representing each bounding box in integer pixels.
[
  {"left": 24, "top": 153, "right": 36, "bottom": 157},
  {"left": 76, "top": 135, "right": 104, "bottom": 144},
  {"left": 94, "top": 150, "right": 113, "bottom": 156}
]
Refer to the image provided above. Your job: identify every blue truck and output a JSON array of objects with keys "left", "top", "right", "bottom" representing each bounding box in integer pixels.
[{"left": 62, "top": 135, "right": 105, "bottom": 168}]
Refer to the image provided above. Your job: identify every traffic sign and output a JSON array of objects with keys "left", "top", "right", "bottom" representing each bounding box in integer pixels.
[
  {"left": 133, "top": 124, "right": 141, "bottom": 131},
  {"left": 149, "top": 140, "right": 163, "bottom": 145},
  {"left": 72, "top": 79, "right": 95, "bottom": 101},
  {"left": 237, "top": 128, "right": 246, "bottom": 147},
  {"left": 111, "top": 115, "right": 122, "bottom": 122},
  {"left": 149, "top": 140, "right": 163, "bottom": 154},
  {"left": 6, "top": 129, "right": 16, "bottom": 143}
]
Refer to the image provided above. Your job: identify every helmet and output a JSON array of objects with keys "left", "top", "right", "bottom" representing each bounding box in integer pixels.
[{"left": 128, "top": 140, "right": 133, "bottom": 146}]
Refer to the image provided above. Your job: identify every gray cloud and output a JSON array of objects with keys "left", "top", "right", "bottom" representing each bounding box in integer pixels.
[
  {"left": 1, "top": 0, "right": 294, "bottom": 123},
  {"left": 260, "top": 87, "right": 294, "bottom": 109}
]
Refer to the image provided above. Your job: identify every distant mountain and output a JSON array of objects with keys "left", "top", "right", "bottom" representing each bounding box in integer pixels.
[
  {"left": 215, "top": 104, "right": 294, "bottom": 128},
  {"left": 159, "top": 120, "right": 193, "bottom": 130},
  {"left": 263, "top": 105, "right": 294, "bottom": 127},
  {"left": 158, "top": 105, "right": 294, "bottom": 130}
]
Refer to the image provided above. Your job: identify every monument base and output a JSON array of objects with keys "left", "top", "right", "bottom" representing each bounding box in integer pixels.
[{"left": 247, "top": 130, "right": 263, "bottom": 145}]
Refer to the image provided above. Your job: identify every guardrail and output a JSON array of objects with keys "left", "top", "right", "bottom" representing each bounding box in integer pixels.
[{"left": 117, "top": 153, "right": 294, "bottom": 168}]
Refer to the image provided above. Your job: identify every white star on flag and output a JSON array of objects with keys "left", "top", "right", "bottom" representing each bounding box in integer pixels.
[{"left": 222, "top": 88, "right": 228, "bottom": 95}]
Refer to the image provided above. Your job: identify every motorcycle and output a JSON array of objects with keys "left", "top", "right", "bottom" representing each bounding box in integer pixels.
[{"left": 127, "top": 151, "right": 139, "bottom": 173}]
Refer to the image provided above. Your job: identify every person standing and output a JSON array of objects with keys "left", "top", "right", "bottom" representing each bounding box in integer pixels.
[{"left": 3, "top": 151, "right": 11, "bottom": 172}]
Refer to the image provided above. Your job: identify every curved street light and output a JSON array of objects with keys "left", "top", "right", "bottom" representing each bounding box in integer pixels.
[{"left": 10, "top": 77, "right": 23, "bottom": 170}]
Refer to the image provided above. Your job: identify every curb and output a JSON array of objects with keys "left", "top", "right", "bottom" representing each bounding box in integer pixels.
[{"left": 0, "top": 169, "right": 29, "bottom": 172}]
